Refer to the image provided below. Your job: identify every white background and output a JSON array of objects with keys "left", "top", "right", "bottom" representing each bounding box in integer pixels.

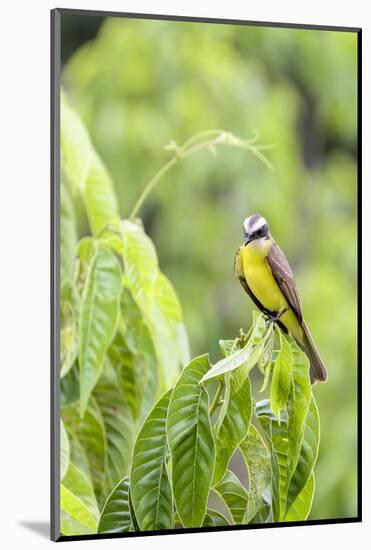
[{"left": 0, "top": 0, "right": 368, "bottom": 548}]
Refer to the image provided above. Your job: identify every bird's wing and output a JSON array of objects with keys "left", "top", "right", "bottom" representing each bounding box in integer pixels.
[
  {"left": 234, "top": 246, "right": 271, "bottom": 315},
  {"left": 266, "top": 242, "right": 303, "bottom": 323}
]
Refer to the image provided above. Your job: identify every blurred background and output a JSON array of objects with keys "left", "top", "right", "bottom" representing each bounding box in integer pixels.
[{"left": 61, "top": 14, "right": 358, "bottom": 521}]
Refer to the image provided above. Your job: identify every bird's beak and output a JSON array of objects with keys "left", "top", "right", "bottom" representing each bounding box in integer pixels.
[{"left": 244, "top": 235, "right": 253, "bottom": 246}]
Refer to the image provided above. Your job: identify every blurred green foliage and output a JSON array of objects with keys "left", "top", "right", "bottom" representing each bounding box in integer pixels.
[{"left": 61, "top": 15, "right": 358, "bottom": 521}]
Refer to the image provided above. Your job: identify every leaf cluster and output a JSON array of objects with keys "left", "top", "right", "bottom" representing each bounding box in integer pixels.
[
  {"left": 60, "top": 96, "right": 189, "bottom": 534},
  {"left": 59, "top": 97, "right": 319, "bottom": 535}
]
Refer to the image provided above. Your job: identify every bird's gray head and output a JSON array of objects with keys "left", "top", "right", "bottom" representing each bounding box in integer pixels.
[{"left": 243, "top": 214, "right": 270, "bottom": 246}]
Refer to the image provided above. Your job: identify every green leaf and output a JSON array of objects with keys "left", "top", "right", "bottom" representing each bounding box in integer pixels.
[
  {"left": 68, "top": 434, "right": 92, "bottom": 483},
  {"left": 286, "top": 397, "right": 320, "bottom": 515},
  {"left": 94, "top": 365, "right": 134, "bottom": 501},
  {"left": 219, "top": 338, "right": 238, "bottom": 357},
  {"left": 120, "top": 223, "right": 188, "bottom": 390},
  {"left": 203, "top": 509, "right": 230, "bottom": 527},
  {"left": 108, "top": 332, "right": 138, "bottom": 418},
  {"left": 63, "top": 462, "right": 99, "bottom": 520},
  {"left": 61, "top": 364, "right": 80, "bottom": 409},
  {"left": 61, "top": 92, "right": 92, "bottom": 193},
  {"left": 61, "top": 487, "right": 97, "bottom": 535},
  {"left": 129, "top": 491, "right": 140, "bottom": 532},
  {"left": 167, "top": 355, "right": 215, "bottom": 528},
  {"left": 121, "top": 220, "right": 159, "bottom": 316},
  {"left": 76, "top": 236, "right": 97, "bottom": 265},
  {"left": 271, "top": 418, "right": 290, "bottom": 522},
  {"left": 213, "top": 375, "right": 252, "bottom": 484},
  {"left": 130, "top": 390, "right": 173, "bottom": 531},
  {"left": 82, "top": 150, "right": 119, "bottom": 236},
  {"left": 285, "top": 473, "right": 315, "bottom": 521},
  {"left": 60, "top": 181, "right": 77, "bottom": 283},
  {"left": 213, "top": 469, "right": 248, "bottom": 525},
  {"left": 63, "top": 398, "right": 106, "bottom": 501},
  {"left": 176, "top": 322, "right": 191, "bottom": 367},
  {"left": 61, "top": 420, "right": 70, "bottom": 482},
  {"left": 64, "top": 363, "right": 134, "bottom": 508},
  {"left": 270, "top": 330, "right": 293, "bottom": 420},
  {"left": 60, "top": 283, "right": 78, "bottom": 378},
  {"left": 258, "top": 412, "right": 289, "bottom": 522},
  {"left": 287, "top": 343, "right": 311, "bottom": 478},
  {"left": 119, "top": 288, "right": 159, "bottom": 421},
  {"left": 79, "top": 246, "right": 122, "bottom": 416},
  {"left": 239, "top": 425, "right": 271, "bottom": 523},
  {"left": 150, "top": 273, "right": 190, "bottom": 388},
  {"left": 257, "top": 389, "right": 319, "bottom": 522},
  {"left": 61, "top": 462, "right": 99, "bottom": 536},
  {"left": 200, "top": 318, "right": 273, "bottom": 384},
  {"left": 61, "top": 92, "right": 118, "bottom": 236},
  {"left": 97, "top": 476, "right": 132, "bottom": 534},
  {"left": 259, "top": 327, "right": 274, "bottom": 391}
]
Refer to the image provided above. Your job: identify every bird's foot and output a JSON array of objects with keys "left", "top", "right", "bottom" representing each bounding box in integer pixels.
[{"left": 264, "top": 307, "right": 289, "bottom": 325}]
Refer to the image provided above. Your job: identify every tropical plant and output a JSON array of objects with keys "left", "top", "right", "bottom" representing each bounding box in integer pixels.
[{"left": 59, "top": 95, "right": 319, "bottom": 535}]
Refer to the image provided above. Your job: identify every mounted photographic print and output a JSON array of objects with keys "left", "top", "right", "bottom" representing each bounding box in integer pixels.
[{"left": 51, "top": 8, "right": 361, "bottom": 542}]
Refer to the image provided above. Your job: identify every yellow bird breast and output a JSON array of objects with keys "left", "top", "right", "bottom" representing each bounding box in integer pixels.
[
  {"left": 240, "top": 239, "right": 302, "bottom": 341},
  {"left": 241, "top": 240, "right": 287, "bottom": 312}
]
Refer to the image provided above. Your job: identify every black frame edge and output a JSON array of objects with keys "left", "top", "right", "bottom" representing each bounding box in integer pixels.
[
  {"left": 55, "top": 7, "right": 361, "bottom": 33},
  {"left": 356, "top": 28, "right": 362, "bottom": 522},
  {"left": 51, "top": 7, "right": 61, "bottom": 543},
  {"left": 57, "top": 516, "right": 361, "bottom": 543}
]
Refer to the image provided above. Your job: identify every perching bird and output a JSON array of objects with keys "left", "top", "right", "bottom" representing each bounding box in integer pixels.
[{"left": 234, "top": 213, "right": 327, "bottom": 384}]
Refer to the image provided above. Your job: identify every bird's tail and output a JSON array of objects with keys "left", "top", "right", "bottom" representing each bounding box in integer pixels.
[{"left": 297, "top": 321, "right": 328, "bottom": 384}]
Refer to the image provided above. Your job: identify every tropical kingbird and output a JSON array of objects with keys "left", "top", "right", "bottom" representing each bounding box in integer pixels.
[{"left": 235, "top": 213, "right": 328, "bottom": 384}]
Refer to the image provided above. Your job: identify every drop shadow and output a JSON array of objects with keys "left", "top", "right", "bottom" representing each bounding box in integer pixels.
[{"left": 18, "top": 521, "right": 49, "bottom": 539}]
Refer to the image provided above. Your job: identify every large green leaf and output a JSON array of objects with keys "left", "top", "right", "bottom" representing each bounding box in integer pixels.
[
  {"left": 271, "top": 418, "right": 290, "bottom": 522},
  {"left": 61, "top": 420, "right": 70, "bottom": 482},
  {"left": 130, "top": 390, "right": 173, "bottom": 531},
  {"left": 120, "top": 223, "right": 188, "bottom": 390},
  {"left": 270, "top": 330, "right": 293, "bottom": 420},
  {"left": 61, "top": 93, "right": 118, "bottom": 236},
  {"left": 119, "top": 288, "right": 159, "bottom": 421},
  {"left": 63, "top": 398, "right": 106, "bottom": 501},
  {"left": 286, "top": 397, "right": 320, "bottom": 515},
  {"left": 82, "top": 150, "right": 119, "bottom": 236},
  {"left": 61, "top": 487, "right": 97, "bottom": 536},
  {"left": 258, "top": 392, "right": 319, "bottom": 524},
  {"left": 150, "top": 273, "right": 190, "bottom": 388},
  {"left": 63, "top": 462, "right": 99, "bottom": 520},
  {"left": 94, "top": 365, "right": 134, "bottom": 501},
  {"left": 61, "top": 462, "right": 99, "bottom": 536},
  {"left": 108, "top": 332, "right": 139, "bottom": 419},
  {"left": 60, "top": 92, "right": 92, "bottom": 193},
  {"left": 121, "top": 219, "right": 159, "bottom": 316},
  {"left": 213, "top": 374, "right": 252, "bottom": 484},
  {"left": 60, "top": 181, "right": 77, "bottom": 283},
  {"left": 97, "top": 476, "right": 132, "bottom": 534},
  {"left": 63, "top": 366, "right": 134, "bottom": 508},
  {"left": 213, "top": 469, "right": 249, "bottom": 525},
  {"left": 167, "top": 355, "right": 215, "bottom": 528},
  {"left": 258, "top": 412, "right": 289, "bottom": 522},
  {"left": 286, "top": 473, "right": 315, "bottom": 521},
  {"left": 287, "top": 343, "right": 311, "bottom": 478},
  {"left": 79, "top": 246, "right": 122, "bottom": 416},
  {"left": 200, "top": 317, "right": 273, "bottom": 384},
  {"left": 240, "top": 425, "right": 271, "bottom": 523}
]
